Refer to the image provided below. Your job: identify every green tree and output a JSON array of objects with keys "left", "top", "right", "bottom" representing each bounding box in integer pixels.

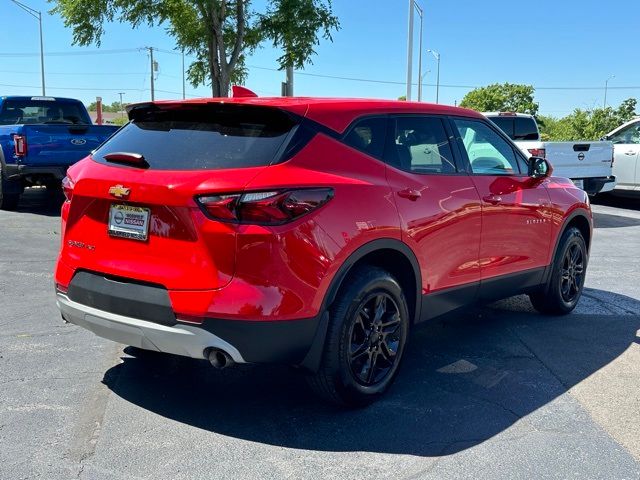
[
  {"left": 539, "top": 98, "right": 637, "bottom": 141},
  {"left": 86, "top": 101, "right": 126, "bottom": 113},
  {"left": 50, "top": 0, "right": 340, "bottom": 97},
  {"left": 460, "top": 83, "right": 539, "bottom": 116}
]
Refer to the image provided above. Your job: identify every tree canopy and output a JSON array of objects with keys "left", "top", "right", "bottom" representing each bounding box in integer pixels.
[
  {"left": 538, "top": 98, "right": 638, "bottom": 141},
  {"left": 50, "top": 0, "right": 340, "bottom": 97},
  {"left": 460, "top": 83, "right": 539, "bottom": 116}
]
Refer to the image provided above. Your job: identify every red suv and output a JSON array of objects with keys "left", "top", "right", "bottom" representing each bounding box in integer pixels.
[{"left": 55, "top": 97, "right": 592, "bottom": 406}]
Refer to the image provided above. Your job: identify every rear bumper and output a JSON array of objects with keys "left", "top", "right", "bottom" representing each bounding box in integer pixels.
[
  {"left": 56, "top": 290, "right": 322, "bottom": 366},
  {"left": 5, "top": 164, "right": 67, "bottom": 181},
  {"left": 57, "top": 293, "right": 246, "bottom": 362},
  {"left": 578, "top": 176, "right": 616, "bottom": 195}
]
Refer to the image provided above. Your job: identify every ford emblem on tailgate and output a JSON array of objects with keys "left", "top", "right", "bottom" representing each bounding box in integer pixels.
[{"left": 71, "top": 138, "right": 87, "bottom": 146}]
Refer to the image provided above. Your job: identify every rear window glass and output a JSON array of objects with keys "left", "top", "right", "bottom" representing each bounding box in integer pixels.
[
  {"left": 487, "top": 116, "right": 539, "bottom": 141},
  {"left": 92, "top": 104, "right": 297, "bottom": 170},
  {"left": 488, "top": 116, "right": 514, "bottom": 138},
  {"left": 514, "top": 117, "right": 539, "bottom": 140},
  {"left": 0, "top": 100, "right": 91, "bottom": 125}
]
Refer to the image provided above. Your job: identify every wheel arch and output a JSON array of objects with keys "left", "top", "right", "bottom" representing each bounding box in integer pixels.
[
  {"left": 542, "top": 208, "right": 592, "bottom": 286},
  {"left": 300, "top": 238, "right": 422, "bottom": 372}
]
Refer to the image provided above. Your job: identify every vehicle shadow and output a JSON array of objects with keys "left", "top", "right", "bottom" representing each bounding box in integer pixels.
[
  {"left": 593, "top": 211, "right": 640, "bottom": 228},
  {"left": 102, "top": 288, "right": 640, "bottom": 457},
  {"left": 592, "top": 193, "right": 640, "bottom": 212},
  {"left": 15, "top": 187, "right": 63, "bottom": 217}
]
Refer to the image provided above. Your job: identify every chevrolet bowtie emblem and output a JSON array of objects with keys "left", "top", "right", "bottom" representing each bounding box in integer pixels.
[{"left": 108, "top": 185, "right": 131, "bottom": 198}]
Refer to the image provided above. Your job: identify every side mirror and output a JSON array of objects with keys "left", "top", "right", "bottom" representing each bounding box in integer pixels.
[{"left": 528, "top": 156, "right": 553, "bottom": 178}]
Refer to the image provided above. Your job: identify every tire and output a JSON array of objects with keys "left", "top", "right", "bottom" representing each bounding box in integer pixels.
[
  {"left": 529, "top": 227, "right": 587, "bottom": 315},
  {"left": 307, "top": 266, "right": 410, "bottom": 407},
  {"left": 0, "top": 168, "right": 20, "bottom": 211}
]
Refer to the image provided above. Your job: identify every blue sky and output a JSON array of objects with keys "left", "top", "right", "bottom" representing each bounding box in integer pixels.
[{"left": 0, "top": 0, "right": 637, "bottom": 117}]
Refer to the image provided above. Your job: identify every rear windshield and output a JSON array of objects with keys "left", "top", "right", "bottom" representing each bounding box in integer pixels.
[
  {"left": 0, "top": 100, "right": 91, "bottom": 125},
  {"left": 487, "top": 116, "right": 539, "bottom": 141},
  {"left": 92, "top": 104, "right": 297, "bottom": 170}
]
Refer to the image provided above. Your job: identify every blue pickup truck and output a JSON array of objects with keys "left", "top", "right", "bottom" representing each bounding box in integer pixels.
[{"left": 0, "top": 96, "right": 120, "bottom": 210}]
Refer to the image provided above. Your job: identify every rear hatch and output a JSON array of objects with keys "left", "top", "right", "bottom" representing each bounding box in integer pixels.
[
  {"left": 61, "top": 103, "right": 299, "bottom": 290},
  {"left": 21, "top": 124, "right": 119, "bottom": 167}
]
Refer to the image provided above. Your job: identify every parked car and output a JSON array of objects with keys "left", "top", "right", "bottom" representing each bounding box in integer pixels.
[
  {"left": 602, "top": 117, "right": 640, "bottom": 194},
  {"left": 0, "top": 96, "right": 120, "bottom": 210},
  {"left": 55, "top": 96, "right": 592, "bottom": 406},
  {"left": 484, "top": 112, "right": 615, "bottom": 195}
]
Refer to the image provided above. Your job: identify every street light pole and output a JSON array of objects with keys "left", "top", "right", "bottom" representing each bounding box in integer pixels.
[
  {"left": 415, "top": 3, "right": 424, "bottom": 101},
  {"left": 118, "top": 92, "right": 125, "bottom": 119},
  {"left": 604, "top": 75, "right": 615, "bottom": 108},
  {"left": 11, "top": 0, "right": 45, "bottom": 95},
  {"left": 428, "top": 49, "right": 441, "bottom": 104},
  {"left": 405, "top": 0, "right": 414, "bottom": 101}
]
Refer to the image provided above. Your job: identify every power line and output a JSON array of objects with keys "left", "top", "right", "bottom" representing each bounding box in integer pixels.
[
  {"left": 0, "top": 69, "right": 148, "bottom": 76},
  {"left": 0, "top": 48, "right": 142, "bottom": 57}
]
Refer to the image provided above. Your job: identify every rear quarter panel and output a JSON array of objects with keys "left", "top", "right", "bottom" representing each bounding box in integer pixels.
[{"left": 240, "top": 134, "right": 404, "bottom": 317}]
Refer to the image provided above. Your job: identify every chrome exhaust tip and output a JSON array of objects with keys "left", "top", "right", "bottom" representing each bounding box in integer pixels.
[{"left": 206, "top": 348, "right": 234, "bottom": 369}]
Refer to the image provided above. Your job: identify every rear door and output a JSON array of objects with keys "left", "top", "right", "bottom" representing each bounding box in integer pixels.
[
  {"left": 383, "top": 114, "right": 482, "bottom": 316},
  {"left": 609, "top": 122, "right": 640, "bottom": 189},
  {"left": 449, "top": 117, "right": 552, "bottom": 297},
  {"left": 61, "top": 103, "right": 298, "bottom": 290}
]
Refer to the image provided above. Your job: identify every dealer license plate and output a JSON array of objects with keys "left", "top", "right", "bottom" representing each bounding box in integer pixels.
[{"left": 108, "top": 204, "right": 150, "bottom": 241}]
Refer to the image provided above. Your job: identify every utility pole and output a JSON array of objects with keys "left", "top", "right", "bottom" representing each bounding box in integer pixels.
[
  {"left": 415, "top": 3, "right": 423, "bottom": 101},
  {"left": 148, "top": 47, "right": 155, "bottom": 101},
  {"left": 285, "top": 66, "right": 294, "bottom": 96},
  {"left": 118, "top": 92, "right": 125, "bottom": 119},
  {"left": 405, "top": 0, "right": 414, "bottom": 101},
  {"left": 11, "top": 1, "right": 45, "bottom": 95},
  {"left": 181, "top": 50, "right": 186, "bottom": 99}
]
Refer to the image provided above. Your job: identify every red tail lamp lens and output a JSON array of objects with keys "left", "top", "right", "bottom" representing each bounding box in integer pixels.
[{"left": 197, "top": 188, "right": 333, "bottom": 225}]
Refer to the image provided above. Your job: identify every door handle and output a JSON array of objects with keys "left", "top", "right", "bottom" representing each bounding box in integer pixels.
[
  {"left": 625, "top": 151, "right": 637, "bottom": 156},
  {"left": 398, "top": 188, "right": 421, "bottom": 201},
  {"left": 482, "top": 194, "right": 502, "bottom": 205}
]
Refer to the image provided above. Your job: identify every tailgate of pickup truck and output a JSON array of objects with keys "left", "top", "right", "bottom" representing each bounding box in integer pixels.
[
  {"left": 546, "top": 141, "right": 613, "bottom": 179},
  {"left": 19, "top": 124, "right": 119, "bottom": 167}
]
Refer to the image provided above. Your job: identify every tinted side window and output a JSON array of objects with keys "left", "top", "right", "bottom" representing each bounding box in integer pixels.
[
  {"left": 384, "top": 116, "right": 457, "bottom": 174},
  {"left": 514, "top": 117, "right": 539, "bottom": 140},
  {"left": 453, "top": 118, "right": 521, "bottom": 175},
  {"left": 343, "top": 117, "right": 387, "bottom": 158}
]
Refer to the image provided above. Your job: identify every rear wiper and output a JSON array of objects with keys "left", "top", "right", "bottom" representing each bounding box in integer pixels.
[{"left": 103, "top": 152, "right": 149, "bottom": 168}]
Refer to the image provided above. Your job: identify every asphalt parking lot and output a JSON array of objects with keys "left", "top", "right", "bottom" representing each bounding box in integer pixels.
[{"left": 1, "top": 189, "right": 640, "bottom": 479}]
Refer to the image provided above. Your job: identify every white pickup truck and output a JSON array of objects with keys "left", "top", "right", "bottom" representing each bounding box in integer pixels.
[{"left": 484, "top": 112, "right": 616, "bottom": 195}]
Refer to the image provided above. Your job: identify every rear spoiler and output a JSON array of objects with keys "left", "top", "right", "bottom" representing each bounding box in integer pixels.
[{"left": 126, "top": 86, "right": 259, "bottom": 120}]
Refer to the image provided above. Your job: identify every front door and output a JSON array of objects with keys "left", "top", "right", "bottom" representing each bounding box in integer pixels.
[
  {"left": 610, "top": 121, "right": 640, "bottom": 189},
  {"left": 449, "top": 117, "right": 552, "bottom": 298}
]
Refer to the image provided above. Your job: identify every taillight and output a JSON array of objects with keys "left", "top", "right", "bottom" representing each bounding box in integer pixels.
[
  {"left": 13, "top": 135, "right": 27, "bottom": 156},
  {"left": 197, "top": 188, "right": 334, "bottom": 225},
  {"left": 528, "top": 148, "right": 546, "bottom": 158},
  {"left": 61, "top": 176, "right": 75, "bottom": 202}
]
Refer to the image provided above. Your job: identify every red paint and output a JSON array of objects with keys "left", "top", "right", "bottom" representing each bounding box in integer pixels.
[{"left": 54, "top": 97, "right": 590, "bottom": 324}]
